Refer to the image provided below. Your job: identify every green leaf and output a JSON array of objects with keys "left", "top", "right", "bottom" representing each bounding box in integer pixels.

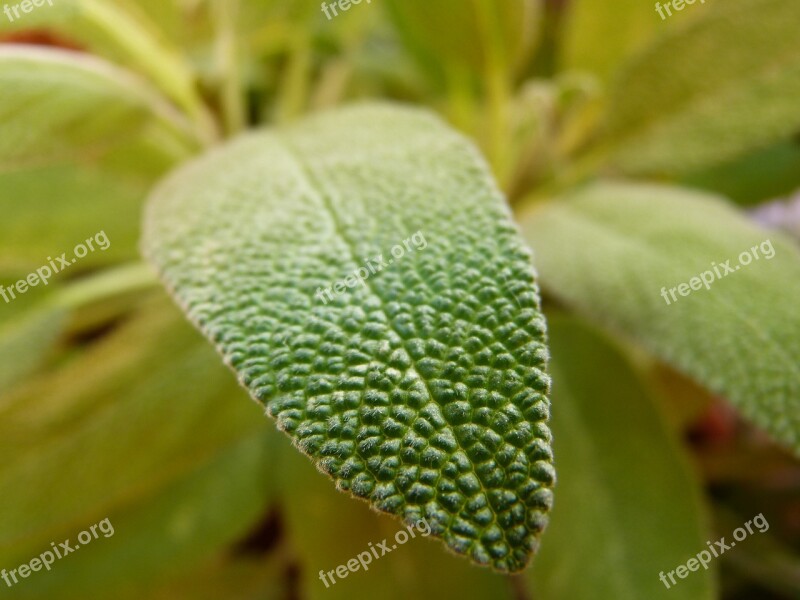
[
  {"left": 0, "top": 264, "right": 155, "bottom": 393},
  {"left": 10, "top": 431, "right": 276, "bottom": 599},
  {"left": 520, "top": 182, "right": 800, "bottom": 454},
  {"left": 143, "top": 103, "right": 554, "bottom": 572},
  {"left": 0, "top": 46, "right": 193, "bottom": 170},
  {"left": 603, "top": 0, "right": 800, "bottom": 175},
  {"left": 383, "top": 0, "right": 539, "bottom": 82},
  {"left": 528, "top": 315, "right": 715, "bottom": 600},
  {"left": 0, "top": 0, "right": 216, "bottom": 141},
  {"left": 272, "top": 429, "right": 518, "bottom": 600},
  {"left": 0, "top": 297, "right": 270, "bottom": 570},
  {"left": 559, "top": 0, "right": 661, "bottom": 81},
  {"left": 0, "top": 165, "right": 146, "bottom": 275},
  {"left": 0, "top": 301, "right": 64, "bottom": 391},
  {"left": 679, "top": 140, "right": 800, "bottom": 206}
]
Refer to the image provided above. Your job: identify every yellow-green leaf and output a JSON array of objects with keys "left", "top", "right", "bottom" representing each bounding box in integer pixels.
[{"left": 604, "top": 0, "right": 800, "bottom": 175}]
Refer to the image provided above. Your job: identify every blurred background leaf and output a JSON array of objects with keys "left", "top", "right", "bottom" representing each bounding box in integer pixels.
[
  {"left": 529, "top": 315, "right": 715, "bottom": 600},
  {"left": 601, "top": 0, "right": 800, "bottom": 176},
  {"left": 0, "top": 295, "right": 277, "bottom": 597},
  {"left": 558, "top": 0, "right": 660, "bottom": 83},
  {"left": 0, "top": 46, "right": 195, "bottom": 171},
  {"left": 521, "top": 182, "right": 800, "bottom": 456}
]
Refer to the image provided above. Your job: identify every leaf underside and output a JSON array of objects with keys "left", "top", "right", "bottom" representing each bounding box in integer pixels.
[{"left": 142, "top": 103, "right": 554, "bottom": 572}]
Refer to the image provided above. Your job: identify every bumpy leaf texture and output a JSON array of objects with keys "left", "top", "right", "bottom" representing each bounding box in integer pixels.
[{"left": 142, "top": 104, "right": 554, "bottom": 571}]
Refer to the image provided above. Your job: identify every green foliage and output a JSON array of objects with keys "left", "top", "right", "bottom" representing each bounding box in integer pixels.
[
  {"left": 0, "top": 0, "right": 216, "bottom": 141},
  {"left": 0, "top": 46, "right": 193, "bottom": 170},
  {"left": 0, "top": 297, "right": 276, "bottom": 598},
  {"left": 142, "top": 103, "right": 554, "bottom": 572},
  {"left": 521, "top": 182, "right": 800, "bottom": 455},
  {"left": 383, "top": 0, "right": 538, "bottom": 82},
  {"left": 0, "top": 301, "right": 64, "bottom": 391},
  {"left": 559, "top": 0, "right": 661, "bottom": 82},
  {"left": 679, "top": 140, "right": 800, "bottom": 206},
  {"left": 603, "top": 0, "right": 800, "bottom": 175},
  {"left": 2, "top": 0, "right": 799, "bottom": 596},
  {"left": 0, "top": 165, "right": 145, "bottom": 274},
  {"left": 529, "top": 316, "right": 715, "bottom": 600}
]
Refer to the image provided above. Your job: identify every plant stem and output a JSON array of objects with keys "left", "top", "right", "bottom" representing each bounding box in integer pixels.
[
  {"left": 81, "top": 0, "right": 219, "bottom": 146},
  {"left": 53, "top": 262, "right": 159, "bottom": 310},
  {"left": 473, "top": 0, "right": 512, "bottom": 186},
  {"left": 213, "top": 0, "right": 246, "bottom": 135}
]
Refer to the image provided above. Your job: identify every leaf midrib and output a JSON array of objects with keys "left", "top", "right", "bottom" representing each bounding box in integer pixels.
[{"left": 276, "top": 132, "right": 508, "bottom": 557}]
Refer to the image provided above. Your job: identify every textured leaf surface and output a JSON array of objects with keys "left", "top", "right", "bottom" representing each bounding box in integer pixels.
[
  {"left": 604, "top": 0, "right": 800, "bottom": 175},
  {"left": 529, "top": 316, "right": 714, "bottom": 600},
  {"left": 143, "top": 103, "right": 554, "bottom": 571},
  {"left": 0, "top": 46, "right": 189, "bottom": 170},
  {"left": 272, "top": 430, "right": 517, "bottom": 600},
  {"left": 521, "top": 182, "right": 800, "bottom": 454}
]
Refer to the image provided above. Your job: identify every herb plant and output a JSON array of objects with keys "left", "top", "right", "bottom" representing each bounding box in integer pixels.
[{"left": 1, "top": 1, "right": 798, "bottom": 599}]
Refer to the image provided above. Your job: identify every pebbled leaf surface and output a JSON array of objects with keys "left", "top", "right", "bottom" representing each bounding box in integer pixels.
[{"left": 142, "top": 104, "right": 553, "bottom": 572}]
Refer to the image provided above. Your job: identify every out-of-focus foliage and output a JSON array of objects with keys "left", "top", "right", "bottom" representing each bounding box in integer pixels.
[
  {"left": 0, "top": 47, "right": 194, "bottom": 169},
  {"left": 521, "top": 182, "right": 800, "bottom": 454},
  {"left": 529, "top": 316, "right": 714, "bottom": 600},
  {"left": 1, "top": 0, "right": 799, "bottom": 598},
  {"left": 603, "top": 0, "right": 800, "bottom": 176}
]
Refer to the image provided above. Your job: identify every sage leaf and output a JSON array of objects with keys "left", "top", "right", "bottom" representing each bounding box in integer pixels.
[
  {"left": 521, "top": 182, "right": 800, "bottom": 455},
  {"left": 143, "top": 103, "right": 554, "bottom": 572},
  {"left": 0, "top": 46, "right": 194, "bottom": 170},
  {"left": 529, "top": 316, "right": 714, "bottom": 600},
  {"left": 605, "top": 0, "right": 800, "bottom": 175}
]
